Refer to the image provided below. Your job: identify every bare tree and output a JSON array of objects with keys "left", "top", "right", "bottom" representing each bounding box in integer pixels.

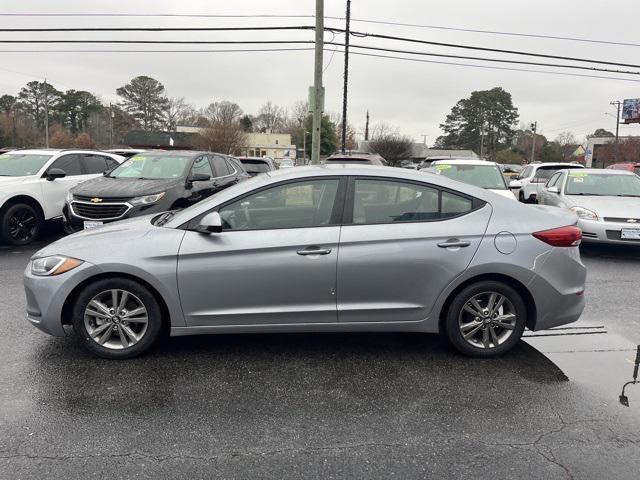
[
  {"left": 368, "top": 123, "right": 414, "bottom": 166},
  {"left": 555, "top": 131, "right": 577, "bottom": 147},
  {"left": 255, "top": 101, "right": 286, "bottom": 132},
  {"left": 204, "top": 101, "right": 244, "bottom": 125},
  {"left": 164, "top": 97, "right": 192, "bottom": 131},
  {"left": 197, "top": 100, "right": 247, "bottom": 154}
]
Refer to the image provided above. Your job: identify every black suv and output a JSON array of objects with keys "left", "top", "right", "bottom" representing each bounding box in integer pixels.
[{"left": 63, "top": 150, "right": 249, "bottom": 232}]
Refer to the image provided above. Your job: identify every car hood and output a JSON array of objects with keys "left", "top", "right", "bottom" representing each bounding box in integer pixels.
[
  {"left": 565, "top": 195, "right": 640, "bottom": 217},
  {"left": 70, "top": 176, "right": 183, "bottom": 198},
  {"left": 33, "top": 214, "right": 161, "bottom": 260}
]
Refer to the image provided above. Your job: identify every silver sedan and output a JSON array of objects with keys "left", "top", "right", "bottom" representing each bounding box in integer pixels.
[
  {"left": 24, "top": 165, "right": 586, "bottom": 359},
  {"left": 537, "top": 168, "right": 640, "bottom": 244}
]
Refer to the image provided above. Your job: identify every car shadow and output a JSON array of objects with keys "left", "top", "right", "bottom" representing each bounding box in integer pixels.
[{"left": 29, "top": 332, "right": 567, "bottom": 417}]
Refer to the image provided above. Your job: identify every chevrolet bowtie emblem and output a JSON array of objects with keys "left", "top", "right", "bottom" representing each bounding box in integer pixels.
[{"left": 90, "top": 198, "right": 103, "bottom": 203}]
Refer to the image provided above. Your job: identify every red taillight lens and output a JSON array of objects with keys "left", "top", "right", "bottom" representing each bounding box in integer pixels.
[{"left": 533, "top": 225, "right": 582, "bottom": 247}]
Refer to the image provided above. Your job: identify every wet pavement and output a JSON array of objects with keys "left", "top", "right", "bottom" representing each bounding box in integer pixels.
[{"left": 1, "top": 230, "right": 640, "bottom": 479}]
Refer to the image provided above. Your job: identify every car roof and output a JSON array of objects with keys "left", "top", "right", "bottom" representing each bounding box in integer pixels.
[
  {"left": 238, "top": 157, "right": 271, "bottom": 161},
  {"left": 4, "top": 149, "right": 62, "bottom": 155},
  {"left": 563, "top": 168, "right": 635, "bottom": 175},
  {"left": 531, "top": 162, "right": 584, "bottom": 168},
  {"left": 431, "top": 159, "right": 498, "bottom": 166}
]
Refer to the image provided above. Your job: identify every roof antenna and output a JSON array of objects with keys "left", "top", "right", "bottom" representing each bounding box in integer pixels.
[{"left": 619, "top": 345, "right": 640, "bottom": 407}]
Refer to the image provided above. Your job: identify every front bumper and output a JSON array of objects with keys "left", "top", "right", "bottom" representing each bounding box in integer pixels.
[
  {"left": 24, "top": 260, "right": 102, "bottom": 336},
  {"left": 578, "top": 218, "right": 640, "bottom": 245}
]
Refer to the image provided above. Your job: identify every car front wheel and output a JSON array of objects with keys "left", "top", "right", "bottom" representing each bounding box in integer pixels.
[
  {"left": 444, "top": 281, "right": 527, "bottom": 357},
  {"left": 1, "top": 203, "right": 41, "bottom": 245},
  {"left": 72, "top": 278, "right": 163, "bottom": 359}
]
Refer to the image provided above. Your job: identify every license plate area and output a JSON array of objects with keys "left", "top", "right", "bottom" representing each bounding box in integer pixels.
[
  {"left": 621, "top": 228, "right": 640, "bottom": 240},
  {"left": 83, "top": 221, "right": 103, "bottom": 230}
]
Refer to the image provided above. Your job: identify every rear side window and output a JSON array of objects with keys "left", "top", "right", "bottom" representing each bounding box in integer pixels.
[
  {"left": 81, "top": 154, "right": 109, "bottom": 174},
  {"left": 211, "top": 155, "right": 231, "bottom": 177},
  {"left": 352, "top": 179, "right": 477, "bottom": 224}
]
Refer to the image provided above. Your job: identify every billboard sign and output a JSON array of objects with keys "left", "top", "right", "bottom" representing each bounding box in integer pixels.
[{"left": 622, "top": 98, "right": 640, "bottom": 124}]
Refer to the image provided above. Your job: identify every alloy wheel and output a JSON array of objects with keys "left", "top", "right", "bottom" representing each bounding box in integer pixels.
[
  {"left": 457, "top": 291, "right": 517, "bottom": 349},
  {"left": 8, "top": 207, "right": 37, "bottom": 242},
  {"left": 83, "top": 289, "right": 149, "bottom": 350}
]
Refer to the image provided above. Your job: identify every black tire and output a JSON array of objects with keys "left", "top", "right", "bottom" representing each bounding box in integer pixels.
[
  {"left": 72, "top": 278, "right": 163, "bottom": 359},
  {"left": 518, "top": 192, "right": 525, "bottom": 203},
  {"left": 444, "top": 281, "right": 527, "bottom": 358},
  {"left": 1, "top": 202, "right": 41, "bottom": 245}
]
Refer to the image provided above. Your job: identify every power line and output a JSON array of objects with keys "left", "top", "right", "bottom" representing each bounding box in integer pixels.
[
  {"left": 2, "top": 25, "right": 638, "bottom": 70},
  {"left": 345, "top": 29, "right": 640, "bottom": 69},
  {"left": 0, "top": 12, "right": 636, "bottom": 48}
]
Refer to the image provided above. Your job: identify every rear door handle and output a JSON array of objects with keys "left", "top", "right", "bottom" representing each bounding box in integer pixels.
[
  {"left": 437, "top": 239, "right": 471, "bottom": 248},
  {"left": 297, "top": 246, "right": 332, "bottom": 256}
]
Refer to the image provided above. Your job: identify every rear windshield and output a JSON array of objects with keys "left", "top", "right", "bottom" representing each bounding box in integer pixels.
[
  {"left": 535, "top": 165, "right": 582, "bottom": 180},
  {"left": 326, "top": 159, "right": 372, "bottom": 165},
  {"left": 241, "top": 160, "right": 271, "bottom": 173},
  {"left": 0, "top": 153, "right": 52, "bottom": 176},
  {"left": 434, "top": 164, "right": 507, "bottom": 190},
  {"left": 109, "top": 154, "right": 192, "bottom": 179},
  {"left": 564, "top": 172, "right": 640, "bottom": 197}
]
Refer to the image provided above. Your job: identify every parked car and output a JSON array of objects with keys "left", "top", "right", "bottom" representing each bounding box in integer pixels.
[
  {"left": 418, "top": 156, "right": 476, "bottom": 170},
  {"left": 324, "top": 153, "right": 387, "bottom": 166},
  {"left": 426, "top": 159, "right": 516, "bottom": 200},
  {"left": 500, "top": 163, "right": 523, "bottom": 179},
  {"left": 237, "top": 156, "right": 276, "bottom": 176},
  {"left": 104, "top": 148, "right": 147, "bottom": 159},
  {"left": 537, "top": 168, "right": 640, "bottom": 244},
  {"left": 25, "top": 165, "right": 585, "bottom": 359},
  {"left": 606, "top": 163, "right": 640, "bottom": 175},
  {"left": 63, "top": 150, "right": 249, "bottom": 232},
  {"left": 0, "top": 149, "right": 124, "bottom": 245},
  {"left": 278, "top": 158, "right": 295, "bottom": 169},
  {"left": 509, "top": 162, "right": 585, "bottom": 203}
]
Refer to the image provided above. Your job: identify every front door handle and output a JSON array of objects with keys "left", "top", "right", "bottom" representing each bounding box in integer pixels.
[
  {"left": 297, "top": 246, "right": 332, "bottom": 256},
  {"left": 437, "top": 239, "right": 471, "bottom": 248}
]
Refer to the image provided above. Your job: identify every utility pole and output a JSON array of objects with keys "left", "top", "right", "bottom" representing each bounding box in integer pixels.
[
  {"left": 340, "top": 0, "right": 351, "bottom": 153},
  {"left": 611, "top": 100, "right": 622, "bottom": 163},
  {"left": 43, "top": 79, "right": 49, "bottom": 148},
  {"left": 421, "top": 134, "right": 428, "bottom": 145},
  {"left": 109, "top": 103, "right": 114, "bottom": 148},
  {"left": 310, "top": 0, "right": 324, "bottom": 164},
  {"left": 530, "top": 121, "right": 538, "bottom": 163},
  {"left": 11, "top": 102, "right": 16, "bottom": 147},
  {"left": 364, "top": 110, "right": 369, "bottom": 141}
]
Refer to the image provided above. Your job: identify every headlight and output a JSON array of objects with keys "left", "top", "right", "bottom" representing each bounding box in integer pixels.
[
  {"left": 130, "top": 192, "right": 165, "bottom": 206},
  {"left": 31, "top": 255, "right": 83, "bottom": 276},
  {"left": 570, "top": 206, "right": 598, "bottom": 221}
]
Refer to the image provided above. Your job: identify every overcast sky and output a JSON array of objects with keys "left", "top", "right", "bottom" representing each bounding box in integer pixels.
[{"left": 2, "top": 0, "right": 640, "bottom": 145}]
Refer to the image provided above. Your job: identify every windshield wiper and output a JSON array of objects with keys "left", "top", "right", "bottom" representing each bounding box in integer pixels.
[
  {"left": 155, "top": 211, "right": 175, "bottom": 226},
  {"left": 616, "top": 194, "right": 640, "bottom": 197}
]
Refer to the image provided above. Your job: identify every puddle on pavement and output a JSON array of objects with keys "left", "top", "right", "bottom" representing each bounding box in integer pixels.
[{"left": 525, "top": 323, "right": 640, "bottom": 412}]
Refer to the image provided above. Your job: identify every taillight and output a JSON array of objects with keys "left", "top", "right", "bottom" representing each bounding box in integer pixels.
[{"left": 533, "top": 225, "right": 582, "bottom": 247}]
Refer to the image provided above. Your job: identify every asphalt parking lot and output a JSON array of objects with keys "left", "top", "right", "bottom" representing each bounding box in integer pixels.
[{"left": 2, "top": 228, "right": 640, "bottom": 479}]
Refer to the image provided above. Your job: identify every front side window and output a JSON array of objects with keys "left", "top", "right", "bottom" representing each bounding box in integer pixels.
[
  {"left": 352, "top": 179, "right": 475, "bottom": 224},
  {"left": 190, "top": 156, "right": 213, "bottom": 178},
  {"left": 0, "top": 153, "right": 52, "bottom": 176},
  {"left": 109, "top": 154, "right": 192, "bottom": 179},
  {"left": 50, "top": 154, "right": 83, "bottom": 176},
  {"left": 219, "top": 178, "right": 340, "bottom": 230}
]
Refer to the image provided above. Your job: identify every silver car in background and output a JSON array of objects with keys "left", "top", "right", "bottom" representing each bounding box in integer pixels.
[
  {"left": 538, "top": 168, "right": 640, "bottom": 244},
  {"left": 24, "top": 165, "right": 586, "bottom": 359}
]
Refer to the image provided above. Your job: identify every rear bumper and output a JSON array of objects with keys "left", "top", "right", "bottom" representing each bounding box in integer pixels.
[{"left": 578, "top": 218, "right": 640, "bottom": 245}]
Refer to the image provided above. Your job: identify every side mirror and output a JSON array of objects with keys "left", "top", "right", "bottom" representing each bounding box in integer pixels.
[
  {"left": 548, "top": 186, "right": 560, "bottom": 194},
  {"left": 189, "top": 173, "right": 211, "bottom": 183},
  {"left": 508, "top": 180, "right": 522, "bottom": 189},
  {"left": 45, "top": 168, "right": 66, "bottom": 181},
  {"left": 196, "top": 211, "right": 223, "bottom": 234}
]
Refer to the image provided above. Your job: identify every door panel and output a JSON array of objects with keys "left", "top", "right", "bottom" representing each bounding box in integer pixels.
[
  {"left": 177, "top": 227, "right": 340, "bottom": 326},
  {"left": 41, "top": 154, "right": 93, "bottom": 219},
  {"left": 337, "top": 205, "right": 492, "bottom": 323}
]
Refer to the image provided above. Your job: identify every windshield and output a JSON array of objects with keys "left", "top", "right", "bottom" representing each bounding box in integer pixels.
[
  {"left": 434, "top": 164, "right": 507, "bottom": 190},
  {"left": 241, "top": 160, "right": 271, "bottom": 174},
  {"left": 565, "top": 172, "right": 640, "bottom": 196},
  {"left": 535, "top": 165, "right": 582, "bottom": 181},
  {"left": 109, "top": 154, "right": 192, "bottom": 179},
  {"left": 0, "top": 153, "right": 52, "bottom": 176}
]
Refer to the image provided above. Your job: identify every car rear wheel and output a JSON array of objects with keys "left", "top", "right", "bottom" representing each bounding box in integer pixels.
[
  {"left": 72, "top": 278, "right": 163, "bottom": 359},
  {"left": 1, "top": 203, "right": 41, "bottom": 245},
  {"left": 444, "top": 281, "right": 527, "bottom": 357}
]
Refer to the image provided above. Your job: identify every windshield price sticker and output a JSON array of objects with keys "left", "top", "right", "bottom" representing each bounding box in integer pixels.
[
  {"left": 571, "top": 177, "right": 585, "bottom": 183},
  {"left": 568, "top": 172, "right": 588, "bottom": 177},
  {"left": 435, "top": 164, "right": 452, "bottom": 171}
]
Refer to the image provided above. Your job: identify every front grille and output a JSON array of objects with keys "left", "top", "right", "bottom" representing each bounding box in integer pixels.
[
  {"left": 582, "top": 231, "right": 598, "bottom": 239},
  {"left": 71, "top": 201, "right": 129, "bottom": 220},
  {"left": 604, "top": 217, "right": 640, "bottom": 224},
  {"left": 74, "top": 194, "right": 132, "bottom": 203}
]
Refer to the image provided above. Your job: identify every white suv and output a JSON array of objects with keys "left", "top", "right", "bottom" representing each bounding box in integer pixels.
[
  {"left": 509, "top": 162, "right": 584, "bottom": 203},
  {"left": 0, "top": 149, "right": 124, "bottom": 245}
]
